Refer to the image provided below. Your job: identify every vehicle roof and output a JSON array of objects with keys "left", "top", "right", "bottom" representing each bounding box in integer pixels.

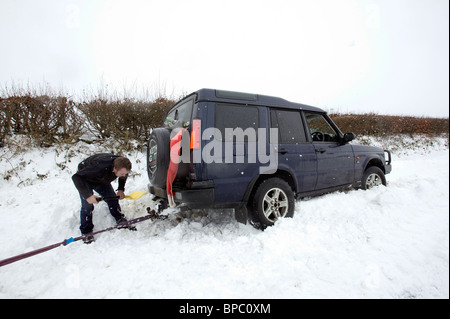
[{"left": 191, "top": 88, "right": 325, "bottom": 113}]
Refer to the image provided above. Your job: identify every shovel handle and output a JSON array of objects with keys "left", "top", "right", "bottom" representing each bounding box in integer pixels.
[{"left": 97, "top": 196, "right": 120, "bottom": 202}]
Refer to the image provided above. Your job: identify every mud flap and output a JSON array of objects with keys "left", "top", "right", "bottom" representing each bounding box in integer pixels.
[{"left": 234, "top": 205, "right": 248, "bottom": 224}]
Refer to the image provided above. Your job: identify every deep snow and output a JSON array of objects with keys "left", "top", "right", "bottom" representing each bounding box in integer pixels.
[{"left": 0, "top": 137, "right": 448, "bottom": 299}]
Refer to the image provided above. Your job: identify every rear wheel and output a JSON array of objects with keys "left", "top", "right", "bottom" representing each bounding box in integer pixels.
[
  {"left": 147, "top": 128, "right": 170, "bottom": 187},
  {"left": 251, "top": 178, "right": 295, "bottom": 229}
]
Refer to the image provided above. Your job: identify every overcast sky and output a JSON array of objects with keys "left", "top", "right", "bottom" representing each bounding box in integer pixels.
[{"left": 0, "top": 0, "right": 448, "bottom": 117}]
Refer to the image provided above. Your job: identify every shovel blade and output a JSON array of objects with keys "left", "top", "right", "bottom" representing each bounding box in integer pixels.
[{"left": 125, "top": 190, "right": 147, "bottom": 200}]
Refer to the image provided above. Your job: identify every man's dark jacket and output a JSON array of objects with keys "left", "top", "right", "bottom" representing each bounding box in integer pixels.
[{"left": 72, "top": 153, "right": 127, "bottom": 199}]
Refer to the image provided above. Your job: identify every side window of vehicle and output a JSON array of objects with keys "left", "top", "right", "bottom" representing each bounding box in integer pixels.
[
  {"left": 304, "top": 112, "right": 339, "bottom": 142},
  {"left": 215, "top": 104, "right": 259, "bottom": 142},
  {"left": 270, "top": 109, "right": 306, "bottom": 144},
  {"left": 165, "top": 99, "right": 194, "bottom": 129}
]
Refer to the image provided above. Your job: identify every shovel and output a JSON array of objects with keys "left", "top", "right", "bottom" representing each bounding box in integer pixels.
[{"left": 98, "top": 190, "right": 147, "bottom": 202}]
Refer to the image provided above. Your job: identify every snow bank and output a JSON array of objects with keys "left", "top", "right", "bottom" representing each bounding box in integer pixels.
[{"left": 0, "top": 138, "right": 448, "bottom": 298}]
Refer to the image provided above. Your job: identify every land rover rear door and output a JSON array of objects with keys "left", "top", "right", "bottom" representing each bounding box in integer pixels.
[{"left": 270, "top": 109, "right": 317, "bottom": 193}]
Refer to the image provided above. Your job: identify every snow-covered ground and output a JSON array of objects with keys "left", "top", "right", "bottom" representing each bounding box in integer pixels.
[{"left": 0, "top": 136, "right": 448, "bottom": 298}]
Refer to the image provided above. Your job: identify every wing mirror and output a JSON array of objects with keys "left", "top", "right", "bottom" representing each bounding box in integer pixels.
[{"left": 342, "top": 132, "right": 356, "bottom": 144}]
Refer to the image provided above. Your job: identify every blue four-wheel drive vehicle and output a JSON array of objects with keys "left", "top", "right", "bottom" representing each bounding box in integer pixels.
[{"left": 147, "top": 89, "right": 392, "bottom": 228}]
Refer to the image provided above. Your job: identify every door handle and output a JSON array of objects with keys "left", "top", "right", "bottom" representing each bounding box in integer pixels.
[
  {"left": 315, "top": 148, "right": 326, "bottom": 153},
  {"left": 277, "top": 148, "right": 289, "bottom": 154}
]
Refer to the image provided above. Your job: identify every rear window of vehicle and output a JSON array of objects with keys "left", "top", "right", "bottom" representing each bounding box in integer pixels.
[{"left": 215, "top": 104, "right": 259, "bottom": 142}]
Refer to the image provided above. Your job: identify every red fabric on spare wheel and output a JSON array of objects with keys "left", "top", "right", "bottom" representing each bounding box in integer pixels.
[{"left": 167, "top": 128, "right": 184, "bottom": 207}]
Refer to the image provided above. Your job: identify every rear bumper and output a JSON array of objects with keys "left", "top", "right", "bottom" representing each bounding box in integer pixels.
[{"left": 148, "top": 184, "right": 215, "bottom": 209}]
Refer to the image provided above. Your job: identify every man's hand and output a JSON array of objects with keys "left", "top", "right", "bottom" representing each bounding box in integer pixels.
[
  {"left": 86, "top": 195, "right": 100, "bottom": 204},
  {"left": 117, "top": 190, "right": 125, "bottom": 200}
]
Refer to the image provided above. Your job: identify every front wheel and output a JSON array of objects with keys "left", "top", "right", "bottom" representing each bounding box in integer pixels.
[
  {"left": 251, "top": 178, "right": 295, "bottom": 229},
  {"left": 361, "top": 166, "right": 386, "bottom": 190}
]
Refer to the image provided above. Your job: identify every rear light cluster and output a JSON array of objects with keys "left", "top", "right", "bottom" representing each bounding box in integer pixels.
[{"left": 190, "top": 119, "right": 201, "bottom": 149}]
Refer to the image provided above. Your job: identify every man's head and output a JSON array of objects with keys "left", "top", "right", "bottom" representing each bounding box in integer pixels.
[{"left": 113, "top": 157, "right": 132, "bottom": 177}]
